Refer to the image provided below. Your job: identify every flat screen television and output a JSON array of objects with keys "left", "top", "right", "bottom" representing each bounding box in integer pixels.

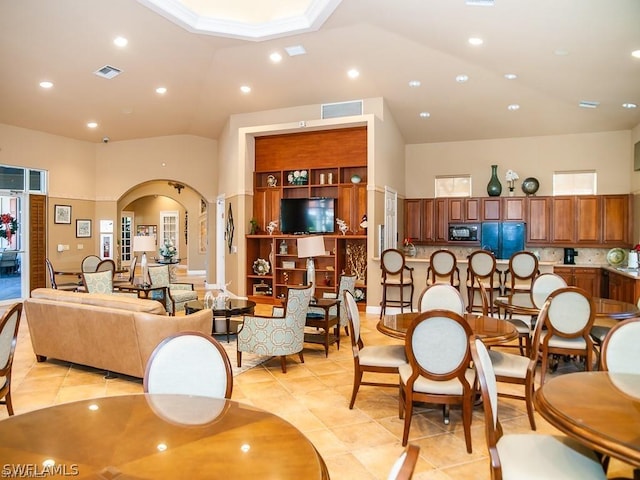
[{"left": 280, "top": 197, "right": 335, "bottom": 234}]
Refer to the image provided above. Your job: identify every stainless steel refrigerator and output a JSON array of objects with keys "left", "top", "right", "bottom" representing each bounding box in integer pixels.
[{"left": 480, "top": 222, "right": 526, "bottom": 260}]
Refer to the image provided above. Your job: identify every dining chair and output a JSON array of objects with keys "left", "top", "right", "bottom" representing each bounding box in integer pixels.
[
  {"left": 426, "top": 249, "right": 460, "bottom": 289},
  {"left": 531, "top": 272, "right": 568, "bottom": 310},
  {"left": 237, "top": 284, "right": 312, "bottom": 373},
  {"left": 399, "top": 310, "right": 475, "bottom": 451},
  {"left": 503, "top": 251, "right": 539, "bottom": 297},
  {"left": 387, "top": 444, "right": 420, "bottom": 480},
  {"left": 537, "top": 286, "right": 596, "bottom": 385},
  {"left": 599, "top": 316, "right": 640, "bottom": 373},
  {"left": 417, "top": 284, "right": 465, "bottom": 315},
  {"left": 470, "top": 336, "right": 608, "bottom": 480},
  {"left": 591, "top": 297, "right": 640, "bottom": 366},
  {"left": 45, "top": 258, "right": 78, "bottom": 291},
  {"left": 113, "top": 255, "right": 137, "bottom": 288},
  {"left": 82, "top": 269, "right": 114, "bottom": 294},
  {"left": 466, "top": 250, "right": 500, "bottom": 314},
  {"left": 144, "top": 331, "right": 233, "bottom": 399},
  {"left": 380, "top": 249, "right": 415, "bottom": 318},
  {"left": 0, "top": 303, "right": 23, "bottom": 416},
  {"left": 148, "top": 264, "right": 197, "bottom": 315},
  {"left": 344, "top": 290, "right": 407, "bottom": 409},
  {"left": 96, "top": 259, "right": 116, "bottom": 274},
  {"left": 81, "top": 255, "right": 101, "bottom": 273}
]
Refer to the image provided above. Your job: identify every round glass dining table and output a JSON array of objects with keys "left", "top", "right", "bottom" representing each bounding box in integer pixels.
[{"left": 0, "top": 394, "right": 329, "bottom": 479}]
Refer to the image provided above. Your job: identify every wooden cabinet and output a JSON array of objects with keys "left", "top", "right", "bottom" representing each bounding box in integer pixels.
[
  {"left": 405, "top": 198, "right": 434, "bottom": 243},
  {"left": 602, "top": 195, "right": 632, "bottom": 246},
  {"left": 481, "top": 198, "right": 501, "bottom": 221},
  {"left": 434, "top": 198, "right": 448, "bottom": 243},
  {"left": 253, "top": 188, "right": 281, "bottom": 233},
  {"left": 551, "top": 196, "right": 575, "bottom": 243},
  {"left": 606, "top": 269, "right": 640, "bottom": 304},
  {"left": 448, "top": 198, "right": 480, "bottom": 222},
  {"left": 503, "top": 197, "right": 526, "bottom": 221},
  {"left": 338, "top": 182, "right": 367, "bottom": 235},
  {"left": 526, "top": 197, "right": 551, "bottom": 245},
  {"left": 575, "top": 196, "right": 601, "bottom": 244},
  {"left": 554, "top": 266, "right": 601, "bottom": 298}
]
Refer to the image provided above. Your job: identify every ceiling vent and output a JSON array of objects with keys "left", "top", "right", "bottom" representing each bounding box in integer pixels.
[
  {"left": 321, "top": 100, "right": 363, "bottom": 119},
  {"left": 94, "top": 65, "right": 123, "bottom": 79},
  {"left": 466, "top": 0, "right": 495, "bottom": 6},
  {"left": 579, "top": 100, "right": 600, "bottom": 109}
]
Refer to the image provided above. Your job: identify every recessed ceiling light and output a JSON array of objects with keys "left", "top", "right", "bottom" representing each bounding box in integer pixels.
[
  {"left": 631, "top": 50, "right": 640, "bottom": 59},
  {"left": 419, "top": 112, "right": 431, "bottom": 118},
  {"left": 455, "top": 74, "right": 469, "bottom": 83},
  {"left": 408, "top": 80, "right": 421, "bottom": 87},
  {"left": 507, "top": 104, "right": 520, "bottom": 111},
  {"left": 622, "top": 103, "right": 637, "bottom": 109},
  {"left": 240, "top": 85, "right": 251, "bottom": 94},
  {"left": 579, "top": 100, "right": 600, "bottom": 109},
  {"left": 504, "top": 73, "right": 518, "bottom": 80},
  {"left": 87, "top": 122, "right": 98, "bottom": 129},
  {"left": 285, "top": 45, "right": 306, "bottom": 56},
  {"left": 468, "top": 37, "right": 484, "bottom": 46},
  {"left": 347, "top": 69, "right": 360, "bottom": 79},
  {"left": 39, "top": 81, "right": 53, "bottom": 89},
  {"left": 269, "top": 52, "right": 283, "bottom": 63},
  {"left": 113, "top": 36, "right": 128, "bottom": 47},
  {"left": 554, "top": 49, "right": 570, "bottom": 56},
  {"left": 155, "top": 87, "right": 167, "bottom": 94}
]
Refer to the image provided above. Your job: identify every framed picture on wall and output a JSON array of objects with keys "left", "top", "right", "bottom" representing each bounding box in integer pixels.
[
  {"left": 137, "top": 224, "right": 157, "bottom": 238},
  {"left": 199, "top": 216, "right": 207, "bottom": 254},
  {"left": 100, "top": 233, "right": 113, "bottom": 259},
  {"left": 54, "top": 205, "right": 71, "bottom": 224},
  {"left": 76, "top": 219, "right": 91, "bottom": 238}
]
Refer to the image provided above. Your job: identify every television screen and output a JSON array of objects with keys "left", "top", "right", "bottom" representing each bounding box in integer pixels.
[{"left": 280, "top": 198, "right": 335, "bottom": 234}]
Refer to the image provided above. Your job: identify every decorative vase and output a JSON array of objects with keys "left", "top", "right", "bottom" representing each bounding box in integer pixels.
[{"left": 487, "top": 165, "right": 502, "bottom": 197}]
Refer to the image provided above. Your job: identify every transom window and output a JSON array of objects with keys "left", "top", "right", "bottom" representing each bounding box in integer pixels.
[
  {"left": 435, "top": 175, "right": 472, "bottom": 198},
  {"left": 553, "top": 170, "right": 597, "bottom": 195}
]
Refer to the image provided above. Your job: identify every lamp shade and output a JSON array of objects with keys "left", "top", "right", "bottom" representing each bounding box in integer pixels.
[
  {"left": 133, "top": 235, "right": 156, "bottom": 253},
  {"left": 297, "top": 236, "right": 325, "bottom": 258}
]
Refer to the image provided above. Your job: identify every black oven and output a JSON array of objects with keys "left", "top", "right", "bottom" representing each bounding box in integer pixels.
[{"left": 448, "top": 223, "right": 479, "bottom": 242}]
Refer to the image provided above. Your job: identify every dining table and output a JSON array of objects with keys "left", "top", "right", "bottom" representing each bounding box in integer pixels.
[
  {"left": 377, "top": 311, "right": 518, "bottom": 346},
  {"left": 0, "top": 394, "right": 329, "bottom": 479},
  {"left": 534, "top": 371, "right": 640, "bottom": 470}
]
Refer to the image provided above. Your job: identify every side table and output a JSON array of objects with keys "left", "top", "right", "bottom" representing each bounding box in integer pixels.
[
  {"left": 305, "top": 299, "right": 340, "bottom": 357},
  {"left": 114, "top": 283, "right": 168, "bottom": 311},
  {"left": 185, "top": 299, "right": 256, "bottom": 342}
]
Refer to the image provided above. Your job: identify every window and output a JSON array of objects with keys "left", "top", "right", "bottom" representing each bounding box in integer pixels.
[
  {"left": 160, "top": 211, "right": 179, "bottom": 255},
  {"left": 553, "top": 170, "right": 596, "bottom": 195},
  {"left": 0, "top": 166, "right": 46, "bottom": 193},
  {"left": 435, "top": 175, "right": 472, "bottom": 198}
]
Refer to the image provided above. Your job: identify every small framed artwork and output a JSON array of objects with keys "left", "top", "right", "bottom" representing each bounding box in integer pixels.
[
  {"left": 100, "top": 233, "right": 113, "bottom": 259},
  {"left": 199, "top": 216, "right": 207, "bottom": 254},
  {"left": 76, "top": 219, "right": 91, "bottom": 238},
  {"left": 54, "top": 205, "right": 71, "bottom": 224},
  {"left": 137, "top": 224, "right": 157, "bottom": 237},
  {"left": 99, "top": 220, "right": 114, "bottom": 233}
]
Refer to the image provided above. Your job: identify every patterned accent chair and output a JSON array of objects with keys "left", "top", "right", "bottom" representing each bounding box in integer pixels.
[
  {"left": 148, "top": 265, "right": 197, "bottom": 315},
  {"left": 237, "top": 284, "right": 312, "bottom": 373},
  {"left": 82, "top": 270, "right": 114, "bottom": 294},
  {"left": 309, "top": 274, "right": 356, "bottom": 336}
]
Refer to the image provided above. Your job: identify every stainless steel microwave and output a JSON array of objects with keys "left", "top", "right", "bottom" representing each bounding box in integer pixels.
[{"left": 448, "top": 223, "right": 479, "bottom": 242}]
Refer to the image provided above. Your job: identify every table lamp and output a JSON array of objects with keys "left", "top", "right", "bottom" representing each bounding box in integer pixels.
[
  {"left": 133, "top": 235, "right": 156, "bottom": 286},
  {"left": 297, "top": 235, "right": 325, "bottom": 303}
]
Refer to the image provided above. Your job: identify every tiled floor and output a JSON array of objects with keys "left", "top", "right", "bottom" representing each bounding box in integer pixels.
[{"left": 2, "top": 274, "right": 635, "bottom": 479}]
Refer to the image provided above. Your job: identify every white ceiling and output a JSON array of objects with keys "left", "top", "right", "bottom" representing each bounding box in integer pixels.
[{"left": 1, "top": 0, "right": 639, "bottom": 144}]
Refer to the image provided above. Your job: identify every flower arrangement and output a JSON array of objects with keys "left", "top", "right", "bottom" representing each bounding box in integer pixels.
[
  {"left": 403, "top": 238, "right": 413, "bottom": 247},
  {"left": 253, "top": 258, "right": 270, "bottom": 276},
  {"left": 0, "top": 213, "right": 18, "bottom": 244},
  {"left": 159, "top": 239, "right": 177, "bottom": 259},
  {"left": 505, "top": 169, "right": 519, "bottom": 192},
  {"left": 287, "top": 170, "right": 308, "bottom": 185},
  {"left": 633, "top": 244, "right": 640, "bottom": 253}
]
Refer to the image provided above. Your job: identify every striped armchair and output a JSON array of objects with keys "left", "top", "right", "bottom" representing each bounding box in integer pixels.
[
  {"left": 148, "top": 265, "right": 197, "bottom": 315},
  {"left": 237, "top": 284, "right": 312, "bottom": 373}
]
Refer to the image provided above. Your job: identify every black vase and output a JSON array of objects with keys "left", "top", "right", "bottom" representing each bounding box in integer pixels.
[{"left": 487, "top": 164, "right": 502, "bottom": 197}]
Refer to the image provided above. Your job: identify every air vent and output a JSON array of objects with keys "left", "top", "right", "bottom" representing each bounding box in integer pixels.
[
  {"left": 466, "top": 0, "right": 495, "bottom": 6},
  {"left": 579, "top": 100, "right": 600, "bottom": 109},
  {"left": 321, "top": 100, "right": 363, "bottom": 119},
  {"left": 94, "top": 65, "right": 123, "bottom": 79}
]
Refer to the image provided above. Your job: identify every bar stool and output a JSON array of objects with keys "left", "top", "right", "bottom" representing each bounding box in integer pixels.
[
  {"left": 380, "top": 249, "right": 414, "bottom": 318},
  {"left": 466, "top": 250, "right": 500, "bottom": 314},
  {"left": 426, "top": 249, "right": 460, "bottom": 290}
]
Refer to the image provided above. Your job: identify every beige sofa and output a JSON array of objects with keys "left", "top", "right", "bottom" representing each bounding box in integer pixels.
[{"left": 24, "top": 288, "right": 213, "bottom": 378}]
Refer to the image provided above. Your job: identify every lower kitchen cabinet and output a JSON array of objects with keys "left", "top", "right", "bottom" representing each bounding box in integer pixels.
[
  {"left": 605, "top": 269, "right": 640, "bottom": 304},
  {"left": 553, "top": 266, "right": 601, "bottom": 298}
]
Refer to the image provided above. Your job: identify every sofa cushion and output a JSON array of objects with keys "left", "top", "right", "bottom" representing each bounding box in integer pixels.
[{"left": 30, "top": 288, "right": 166, "bottom": 314}]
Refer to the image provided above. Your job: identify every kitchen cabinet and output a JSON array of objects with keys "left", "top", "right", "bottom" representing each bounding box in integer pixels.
[
  {"left": 553, "top": 266, "right": 601, "bottom": 298},
  {"left": 503, "top": 197, "right": 526, "bottom": 221},
  {"left": 602, "top": 194, "right": 632, "bottom": 246},
  {"left": 526, "top": 197, "right": 552, "bottom": 245},
  {"left": 551, "top": 196, "right": 575, "bottom": 243},
  {"left": 606, "top": 269, "right": 640, "bottom": 304},
  {"left": 434, "top": 198, "right": 448, "bottom": 243},
  {"left": 575, "top": 196, "right": 600, "bottom": 244},
  {"left": 404, "top": 198, "right": 434, "bottom": 243},
  {"left": 481, "top": 198, "right": 501, "bottom": 221},
  {"left": 448, "top": 198, "right": 480, "bottom": 222}
]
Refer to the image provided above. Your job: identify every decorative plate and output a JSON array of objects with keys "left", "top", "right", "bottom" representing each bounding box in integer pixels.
[
  {"left": 606, "top": 248, "right": 627, "bottom": 267},
  {"left": 253, "top": 258, "right": 270, "bottom": 275},
  {"left": 521, "top": 177, "right": 540, "bottom": 195}
]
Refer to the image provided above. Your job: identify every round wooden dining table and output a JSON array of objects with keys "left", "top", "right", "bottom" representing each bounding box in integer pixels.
[
  {"left": 377, "top": 312, "right": 518, "bottom": 346},
  {"left": 0, "top": 394, "right": 329, "bottom": 479},
  {"left": 534, "top": 371, "right": 640, "bottom": 468}
]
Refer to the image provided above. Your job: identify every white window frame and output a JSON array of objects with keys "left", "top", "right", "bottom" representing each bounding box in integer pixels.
[
  {"left": 435, "top": 175, "right": 472, "bottom": 198},
  {"left": 552, "top": 170, "right": 597, "bottom": 196},
  {"left": 160, "top": 210, "right": 179, "bottom": 256}
]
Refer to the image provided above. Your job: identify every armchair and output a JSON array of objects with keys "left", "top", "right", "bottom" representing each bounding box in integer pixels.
[
  {"left": 148, "top": 264, "right": 197, "bottom": 315},
  {"left": 309, "top": 274, "right": 356, "bottom": 336},
  {"left": 237, "top": 284, "right": 312, "bottom": 373}
]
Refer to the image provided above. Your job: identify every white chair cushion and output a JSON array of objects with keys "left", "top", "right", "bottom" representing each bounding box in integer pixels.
[
  {"left": 541, "top": 331, "right": 587, "bottom": 349},
  {"left": 488, "top": 350, "right": 529, "bottom": 379},
  {"left": 399, "top": 364, "right": 476, "bottom": 395},
  {"left": 497, "top": 434, "right": 606, "bottom": 480},
  {"left": 381, "top": 278, "right": 413, "bottom": 286},
  {"left": 359, "top": 345, "right": 407, "bottom": 368}
]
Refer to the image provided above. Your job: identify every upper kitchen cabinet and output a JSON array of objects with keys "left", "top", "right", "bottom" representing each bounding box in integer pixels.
[
  {"left": 575, "top": 196, "right": 601, "bottom": 245},
  {"left": 404, "top": 198, "right": 434, "bottom": 243},
  {"left": 551, "top": 196, "right": 575, "bottom": 243},
  {"left": 448, "top": 198, "right": 480, "bottom": 222},
  {"left": 602, "top": 194, "right": 632, "bottom": 246},
  {"left": 502, "top": 197, "right": 526, "bottom": 221},
  {"left": 481, "top": 198, "right": 501, "bottom": 221},
  {"left": 526, "top": 196, "right": 551, "bottom": 245}
]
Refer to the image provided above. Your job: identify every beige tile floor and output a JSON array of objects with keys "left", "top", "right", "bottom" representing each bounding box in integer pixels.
[{"left": 1, "top": 275, "right": 635, "bottom": 479}]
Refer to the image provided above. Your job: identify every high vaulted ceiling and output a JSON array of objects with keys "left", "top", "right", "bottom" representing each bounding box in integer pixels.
[{"left": 1, "top": 0, "right": 639, "bottom": 144}]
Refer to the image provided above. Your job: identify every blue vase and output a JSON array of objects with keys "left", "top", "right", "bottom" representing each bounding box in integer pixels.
[{"left": 487, "top": 165, "right": 502, "bottom": 197}]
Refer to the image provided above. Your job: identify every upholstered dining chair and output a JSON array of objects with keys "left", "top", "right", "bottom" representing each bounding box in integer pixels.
[
  {"left": 426, "top": 249, "right": 460, "bottom": 289},
  {"left": 399, "top": 310, "right": 475, "bottom": 451},
  {"left": 344, "top": 290, "right": 407, "bottom": 409},
  {"left": 380, "top": 249, "right": 415, "bottom": 318},
  {"left": 387, "top": 444, "right": 420, "bottom": 480},
  {"left": 531, "top": 272, "right": 568, "bottom": 310},
  {"left": 144, "top": 331, "right": 233, "bottom": 399},
  {"left": 537, "top": 286, "right": 596, "bottom": 385},
  {"left": 148, "top": 264, "right": 197, "bottom": 315},
  {"left": 470, "top": 336, "right": 607, "bottom": 480},
  {"left": 82, "top": 269, "right": 114, "bottom": 294},
  {"left": 309, "top": 274, "right": 356, "bottom": 336},
  {"left": 45, "top": 258, "right": 78, "bottom": 291},
  {"left": 237, "top": 284, "right": 312, "bottom": 373},
  {"left": 591, "top": 297, "right": 640, "bottom": 365},
  {"left": 417, "top": 284, "right": 465, "bottom": 315},
  {"left": 81, "top": 254, "right": 101, "bottom": 273},
  {"left": 0, "top": 302, "right": 22, "bottom": 416},
  {"left": 466, "top": 250, "right": 500, "bottom": 314},
  {"left": 599, "top": 316, "right": 640, "bottom": 373},
  {"left": 503, "top": 250, "right": 539, "bottom": 297}
]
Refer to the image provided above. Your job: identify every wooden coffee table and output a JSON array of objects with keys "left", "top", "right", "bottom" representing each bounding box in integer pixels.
[{"left": 185, "top": 299, "right": 256, "bottom": 342}]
